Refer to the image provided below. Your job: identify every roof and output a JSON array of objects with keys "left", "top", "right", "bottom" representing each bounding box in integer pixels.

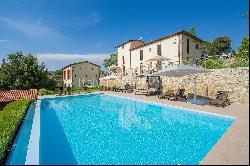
[
  {"left": 116, "top": 40, "right": 145, "bottom": 48},
  {"left": 130, "top": 30, "right": 203, "bottom": 51},
  {"left": 62, "top": 61, "right": 100, "bottom": 70}
]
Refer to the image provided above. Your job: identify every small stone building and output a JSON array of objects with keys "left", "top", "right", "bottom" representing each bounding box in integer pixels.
[{"left": 62, "top": 61, "right": 100, "bottom": 88}]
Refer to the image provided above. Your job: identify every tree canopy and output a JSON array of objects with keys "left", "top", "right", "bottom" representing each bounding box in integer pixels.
[
  {"left": 236, "top": 37, "right": 249, "bottom": 61},
  {"left": 0, "top": 52, "right": 58, "bottom": 90},
  {"left": 103, "top": 53, "right": 117, "bottom": 68},
  {"left": 202, "top": 36, "right": 232, "bottom": 59},
  {"left": 189, "top": 26, "right": 196, "bottom": 36},
  {"left": 231, "top": 37, "right": 249, "bottom": 67}
]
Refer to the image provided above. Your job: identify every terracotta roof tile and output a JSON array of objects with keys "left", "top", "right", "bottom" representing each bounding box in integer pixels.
[
  {"left": 130, "top": 30, "right": 203, "bottom": 51},
  {"left": 62, "top": 61, "right": 100, "bottom": 70},
  {"left": 115, "top": 40, "right": 145, "bottom": 48}
]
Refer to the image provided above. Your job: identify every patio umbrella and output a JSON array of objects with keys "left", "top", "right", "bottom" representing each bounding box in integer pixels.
[
  {"left": 108, "top": 65, "right": 120, "bottom": 70},
  {"left": 146, "top": 55, "right": 171, "bottom": 62},
  {"left": 100, "top": 74, "right": 121, "bottom": 90},
  {"left": 146, "top": 56, "right": 171, "bottom": 72},
  {"left": 150, "top": 64, "right": 210, "bottom": 101}
]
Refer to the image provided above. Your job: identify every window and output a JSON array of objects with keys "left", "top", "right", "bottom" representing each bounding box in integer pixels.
[
  {"left": 140, "top": 50, "right": 143, "bottom": 60},
  {"left": 157, "top": 45, "right": 161, "bottom": 56},
  {"left": 67, "top": 70, "right": 70, "bottom": 79},
  {"left": 80, "top": 68, "right": 82, "bottom": 70},
  {"left": 63, "top": 71, "right": 66, "bottom": 80},
  {"left": 92, "top": 68, "right": 94, "bottom": 70},
  {"left": 149, "top": 48, "right": 151, "bottom": 52},
  {"left": 75, "top": 75, "right": 76, "bottom": 77},
  {"left": 96, "top": 75, "right": 98, "bottom": 77},
  {"left": 122, "top": 45, "right": 124, "bottom": 49},
  {"left": 196, "top": 43, "right": 199, "bottom": 49},
  {"left": 122, "top": 56, "right": 125, "bottom": 64},
  {"left": 86, "top": 75, "right": 88, "bottom": 77},
  {"left": 187, "top": 39, "right": 190, "bottom": 54}
]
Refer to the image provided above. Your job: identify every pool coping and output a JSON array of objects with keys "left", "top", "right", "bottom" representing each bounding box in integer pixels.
[
  {"left": 38, "top": 92, "right": 236, "bottom": 120},
  {"left": 25, "top": 100, "right": 40, "bottom": 165},
  {"left": 104, "top": 93, "right": 236, "bottom": 120}
]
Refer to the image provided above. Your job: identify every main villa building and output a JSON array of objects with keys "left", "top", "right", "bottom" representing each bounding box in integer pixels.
[{"left": 116, "top": 30, "right": 203, "bottom": 75}]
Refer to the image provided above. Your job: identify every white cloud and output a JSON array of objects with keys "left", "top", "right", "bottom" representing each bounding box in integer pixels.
[
  {"left": 36, "top": 53, "right": 110, "bottom": 71},
  {"left": 0, "top": 40, "right": 11, "bottom": 42},
  {"left": 0, "top": 16, "right": 63, "bottom": 38}
]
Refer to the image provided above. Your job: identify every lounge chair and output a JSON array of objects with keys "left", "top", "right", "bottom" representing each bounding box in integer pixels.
[
  {"left": 147, "top": 88, "right": 158, "bottom": 96},
  {"left": 168, "top": 89, "right": 187, "bottom": 101},
  {"left": 111, "top": 86, "right": 120, "bottom": 92},
  {"left": 158, "top": 90, "right": 174, "bottom": 99},
  {"left": 208, "top": 91, "right": 231, "bottom": 107},
  {"left": 135, "top": 88, "right": 148, "bottom": 95},
  {"left": 121, "top": 83, "right": 133, "bottom": 93}
]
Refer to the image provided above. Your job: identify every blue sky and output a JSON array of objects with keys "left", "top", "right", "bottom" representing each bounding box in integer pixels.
[{"left": 0, "top": 0, "right": 249, "bottom": 70}]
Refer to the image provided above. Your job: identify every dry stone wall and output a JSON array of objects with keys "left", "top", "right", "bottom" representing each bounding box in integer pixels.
[{"left": 100, "top": 67, "right": 249, "bottom": 104}]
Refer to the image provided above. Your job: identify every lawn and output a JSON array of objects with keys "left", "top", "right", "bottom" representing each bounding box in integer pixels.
[{"left": 0, "top": 100, "right": 31, "bottom": 164}]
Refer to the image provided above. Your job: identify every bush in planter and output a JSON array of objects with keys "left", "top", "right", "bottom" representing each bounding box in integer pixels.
[
  {"left": 38, "top": 88, "right": 55, "bottom": 96},
  {"left": 0, "top": 100, "right": 30, "bottom": 164},
  {"left": 38, "top": 88, "right": 48, "bottom": 96}
]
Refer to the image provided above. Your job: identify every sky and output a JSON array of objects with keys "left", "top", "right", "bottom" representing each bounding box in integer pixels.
[{"left": 0, "top": 0, "right": 249, "bottom": 71}]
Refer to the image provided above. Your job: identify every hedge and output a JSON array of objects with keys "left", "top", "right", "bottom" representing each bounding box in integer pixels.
[{"left": 0, "top": 100, "right": 31, "bottom": 164}]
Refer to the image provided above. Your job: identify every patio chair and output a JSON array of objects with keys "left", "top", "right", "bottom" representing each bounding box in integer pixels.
[
  {"left": 146, "top": 88, "right": 158, "bottom": 96},
  {"left": 111, "top": 86, "right": 119, "bottom": 92},
  {"left": 158, "top": 90, "right": 175, "bottom": 99},
  {"left": 121, "top": 83, "right": 133, "bottom": 93},
  {"left": 208, "top": 91, "right": 231, "bottom": 108},
  {"left": 168, "top": 89, "right": 187, "bottom": 101}
]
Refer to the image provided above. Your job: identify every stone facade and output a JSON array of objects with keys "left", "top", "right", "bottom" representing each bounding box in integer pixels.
[{"left": 100, "top": 67, "right": 249, "bottom": 104}]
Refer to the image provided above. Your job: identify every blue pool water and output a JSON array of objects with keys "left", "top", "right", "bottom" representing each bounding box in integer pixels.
[{"left": 37, "top": 94, "right": 234, "bottom": 165}]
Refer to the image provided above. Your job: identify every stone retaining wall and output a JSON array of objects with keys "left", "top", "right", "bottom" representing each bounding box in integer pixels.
[{"left": 100, "top": 67, "right": 249, "bottom": 104}]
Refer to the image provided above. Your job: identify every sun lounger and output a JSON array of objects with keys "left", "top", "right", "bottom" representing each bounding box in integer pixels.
[
  {"left": 135, "top": 88, "right": 148, "bottom": 95},
  {"left": 147, "top": 88, "right": 157, "bottom": 96},
  {"left": 168, "top": 89, "right": 187, "bottom": 101},
  {"left": 208, "top": 91, "right": 231, "bottom": 107},
  {"left": 158, "top": 90, "right": 174, "bottom": 99},
  {"left": 121, "top": 84, "right": 133, "bottom": 93},
  {"left": 111, "top": 86, "right": 121, "bottom": 92}
]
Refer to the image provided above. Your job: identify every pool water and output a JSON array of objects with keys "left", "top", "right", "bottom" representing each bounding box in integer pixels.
[{"left": 37, "top": 94, "right": 234, "bottom": 165}]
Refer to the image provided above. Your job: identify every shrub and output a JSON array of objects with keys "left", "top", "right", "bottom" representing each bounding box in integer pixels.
[
  {"left": 201, "top": 59, "right": 224, "bottom": 69},
  {"left": 230, "top": 59, "right": 249, "bottom": 68},
  {"left": 38, "top": 88, "right": 55, "bottom": 96},
  {"left": 72, "top": 86, "right": 105, "bottom": 94},
  {"left": 0, "top": 100, "right": 31, "bottom": 164}
]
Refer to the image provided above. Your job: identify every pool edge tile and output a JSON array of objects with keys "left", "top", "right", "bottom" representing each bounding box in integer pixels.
[
  {"left": 25, "top": 100, "right": 41, "bottom": 165},
  {"left": 104, "top": 93, "right": 236, "bottom": 120}
]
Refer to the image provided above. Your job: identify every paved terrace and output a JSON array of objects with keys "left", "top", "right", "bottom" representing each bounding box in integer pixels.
[{"left": 104, "top": 91, "right": 249, "bottom": 165}]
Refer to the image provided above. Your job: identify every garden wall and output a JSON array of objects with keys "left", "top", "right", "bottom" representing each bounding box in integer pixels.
[{"left": 100, "top": 67, "right": 249, "bottom": 104}]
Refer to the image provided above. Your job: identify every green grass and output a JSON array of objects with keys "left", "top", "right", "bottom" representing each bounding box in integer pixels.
[{"left": 0, "top": 100, "right": 31, "bottom": 164}]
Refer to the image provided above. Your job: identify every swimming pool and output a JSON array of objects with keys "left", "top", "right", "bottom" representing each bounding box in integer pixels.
[{"left": 8, "top": 93, "right": 234, "bottom": 165}]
